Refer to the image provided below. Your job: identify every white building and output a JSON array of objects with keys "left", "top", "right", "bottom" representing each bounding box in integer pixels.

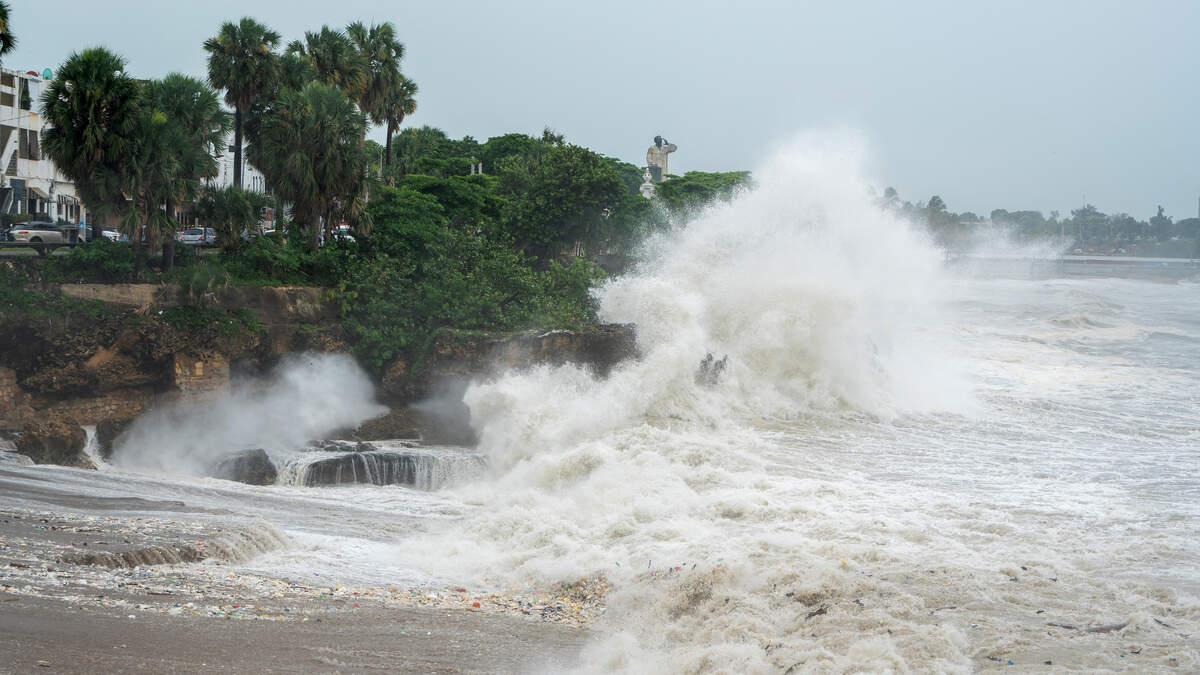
[
  {"left": 210, "top": 133, "right": 267, "bottom": 193},
  {"left": 0, "top": 67, "right": 85, "bottom": 224}
]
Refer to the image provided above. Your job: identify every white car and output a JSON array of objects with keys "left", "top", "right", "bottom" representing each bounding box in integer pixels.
[{"left": 178, "top": 228, "right": 217, "bottom": 246}]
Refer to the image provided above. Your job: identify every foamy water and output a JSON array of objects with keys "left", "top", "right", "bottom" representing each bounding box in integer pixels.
[
  {"left": 401, "top": 137, "right": 1199, "bottom": 671},
  {"left": 5, "top": 135, "right": 1197, "bottom": 671}
]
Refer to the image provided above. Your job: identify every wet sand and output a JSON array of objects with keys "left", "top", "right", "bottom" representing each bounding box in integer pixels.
[
  {"left": 0, "top": 463, "right": 596, "bottom": 674},
  {"left": 0, "top": 595, "right": 586, "bottom": 674}
]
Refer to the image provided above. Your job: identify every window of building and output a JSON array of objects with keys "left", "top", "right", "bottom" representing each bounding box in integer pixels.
[{"left": 18, "top": 78, "right": 31, "bottom": 111}]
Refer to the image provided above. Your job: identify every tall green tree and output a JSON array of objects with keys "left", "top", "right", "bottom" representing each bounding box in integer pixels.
[
  {"left": 499, "top": 144, "right": 625, "bottom": 262},
  {"left": 247, "top": 81, "right": 368, "bottom": 250},
  {"left": 40, "top": 48, "right": 141, "bottom": 220},
  {"left": 382, "top": 77, "right": 417, "bottom": 174},
  {"left": 204, "top": 17, "right": 281, "bottom": 189},
  {"left": 287, "top": 26, "right": 365, "bottom": 99},
  {"left": 143, "top": 74, "right": 230, "bottom": 268},
  {"left": 347, "top": 21, "right": 403, "bottom": 119},
  {"left": 121, "top": 106, "right": 182, "bottom": 261},
  {"left": 0, "top": 1, "right": 15, "bottom": 63},
  {"left": 194, "top": 185, "right": 267, "bottom": 251}
]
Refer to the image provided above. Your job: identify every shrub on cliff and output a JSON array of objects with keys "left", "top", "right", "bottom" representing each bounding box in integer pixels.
[
  {"left": 336, "top": 229, "right": 603, "bottom": 371},
  {"left": 51, "top": 237, "right": 137, "bottom": 282}
]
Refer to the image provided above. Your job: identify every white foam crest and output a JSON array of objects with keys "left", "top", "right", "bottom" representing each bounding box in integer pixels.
[
  {"left": 112, "top": 353, "right": 386, "bottom": 476},
  {"left": 467, "top": 132, "right": 972, "bottom": 472},
  {"left": 404, "top": 133, "right": 989, "bottom": 669}
]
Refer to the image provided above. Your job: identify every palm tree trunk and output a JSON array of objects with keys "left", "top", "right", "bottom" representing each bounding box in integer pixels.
[
  {"left": 384, "top": 117, "right": 394, "bottom": 169},
  {"left": 233, "top": 107, "right": 244, "bottom": 190},
  {"left": 384, "top": 117, "right": 396, "bottom": 186},
  {"left": 163, "top": 197, "right": 176, "bottom": 273}
]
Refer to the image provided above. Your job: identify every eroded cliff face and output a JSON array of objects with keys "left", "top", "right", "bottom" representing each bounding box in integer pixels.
[
  {"left": 0, "top": 283, "right": 637, "bottom": 468},
  {"left": 0, "top": 285, "right": 347, "bottom": 432},
  {"left": 379, "top": 325, "right": 638, "bottom": 405}
]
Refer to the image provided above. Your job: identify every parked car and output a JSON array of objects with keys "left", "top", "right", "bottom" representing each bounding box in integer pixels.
[
  {"left": 177, "top": 227, "right": 217, "bottom": 246},
  {"left": 4, "top": 221, "right": 77, "bottom": 244},
  {"left": 4, "top": 221, "right": 79, "bottom": 255},
  {"left": 100, "top": 227, "right": 127, "bottom": 243}
]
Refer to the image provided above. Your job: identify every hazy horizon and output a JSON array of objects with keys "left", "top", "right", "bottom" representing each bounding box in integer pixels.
[{"left": 5, "top": 0, "right": 1198, "bottom": 222}]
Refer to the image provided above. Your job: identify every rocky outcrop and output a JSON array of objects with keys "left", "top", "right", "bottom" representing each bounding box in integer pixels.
[
  {"left": 2, "top": 280, "right": 638, "bottom": 455},
  {"left": 0, "top": 285, "right": 348, "bottom": 432},
  {"left": 380, "top": 324, "right": 637, "bottom": 405},
  {"left": 14, "top": 415, "right": 90, "bottom": 468},
  {"left": 348, "top": 408, "right": 421, "bottom": 441},
  {"left": 283, "top": 448, "right": 485, "bottom": 489},
  {"left": 210, "top": 448, "right": 278, "bottom": 486},
  {"left": 96, "top": 417, "right": 135, "bottom": 460}
]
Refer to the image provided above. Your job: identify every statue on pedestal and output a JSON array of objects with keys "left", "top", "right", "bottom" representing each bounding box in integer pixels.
[
  {"left": 639, "top": 167, "right": 656, "bottom": 199},
  {"left": 645, "top": 135, "right": 677, "bottom": 182}
]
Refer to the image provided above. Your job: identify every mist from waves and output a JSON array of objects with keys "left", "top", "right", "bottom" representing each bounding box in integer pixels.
[
  {"left": 468, "top": 131, "right": 972, "bottom": 474},
  {"left": 112, "top": 353, "right": 385, "bottom": 476},
  {"left": 389, "top": 133, "right": 1016, "bottom": 671}
]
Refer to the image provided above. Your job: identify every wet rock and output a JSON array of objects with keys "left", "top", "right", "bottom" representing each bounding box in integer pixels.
[
  {"left": 15, "top": 415, "right": 89, "bottom": 467},
  {"left": 96, "top": 417, "right": 136, "bottom": 461},
  {"left": 211, "top": 448, "right": 278, "bottom": 486},
  {"left": 351, "top": 408, "right": 421, "bottom": 441},
  {"left": 62, "top": 545, "right": 206, "bottom": 569},
  {"left": 286, "top": 449, "right": 484, "bottom": 490},
  {"left": 695, "top": 353, "right": 728, "bottom": 386},
  {"left": 380, "top": 324, "right": 637, "bottom": 404},
  {"left": 0, "top": 437, "right": 35, "bottom": 467},
  {"left": 311, "top": 440, "right": 376, "bottom": 453}
]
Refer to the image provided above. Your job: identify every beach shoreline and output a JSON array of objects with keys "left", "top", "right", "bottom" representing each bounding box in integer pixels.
[{"left": 0, "top": 484, "right": 598, "bottom": 674}]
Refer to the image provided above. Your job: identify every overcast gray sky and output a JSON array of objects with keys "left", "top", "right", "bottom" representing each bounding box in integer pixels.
[{"left": 7, "top": 1, "right": 1199, "bottom": 221}]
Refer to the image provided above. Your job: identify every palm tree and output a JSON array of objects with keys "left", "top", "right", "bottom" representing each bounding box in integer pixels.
[
  {"left": 346, "top": 21, "right": 403, "bottom": 121},
  {"left": 0, "top": 1, "right": 16, "bottom": 64},
  {"left": 287, "top": 26, "right": 365, "bottom": 99},
  {"left": 247, "top": 81, "right": 368, "bottom": 250},
  {"left": 143, "top": 74, "right": 231, "bottom": 269},
  {"left": 40, "top": 48, "right": 141, "bottom": 219},
  {"left": 203, "top": 17, "right": 280, "bottom": 190},
  {"left": 195, "top": 185, "right": 266, "bottom": 251},
  {"left": 121, "top": 107, "right": 182, "bottom": 262},
  {"left": 382, "top": 77, "right": 418, "bottom": 175}
]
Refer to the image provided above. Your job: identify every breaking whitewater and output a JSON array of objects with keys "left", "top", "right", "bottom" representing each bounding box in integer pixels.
[{"left": 5, "top": 134, "right": 1199, "bottom": 672}]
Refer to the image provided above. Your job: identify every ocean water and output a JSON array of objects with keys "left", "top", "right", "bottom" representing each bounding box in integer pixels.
[{"left": 7, "top": 134, "right": 1198, "bottom": 672}]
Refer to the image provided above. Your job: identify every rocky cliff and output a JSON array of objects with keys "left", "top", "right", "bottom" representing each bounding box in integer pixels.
[{"left": 0, "top": 282, "right": 637, "bottom": 468}]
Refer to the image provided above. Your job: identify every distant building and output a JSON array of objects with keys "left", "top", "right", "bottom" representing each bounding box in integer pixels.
[
  {"left": 209, "top": 133, "right": 268, "bottom": 193},
  {"left": 0, "top": 68, "right": 85, "bottom": 225}
]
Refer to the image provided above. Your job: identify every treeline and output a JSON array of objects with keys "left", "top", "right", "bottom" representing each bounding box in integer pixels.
[
  {"left": 28, "top": 13, "right": 752, "bottom": 372},
  {"left": 881, "top": 187, "right": 1200, "bottom": 257}
]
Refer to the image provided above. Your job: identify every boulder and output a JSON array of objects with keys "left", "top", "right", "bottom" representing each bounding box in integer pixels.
[
  {"left": 210, "top": 448, "right": 278, "bottom": 486},
  {"left": 15, "top": 415, "right": 89, "bottom": 467},
  {"left": 96, "top": 417, "right": 136, "bottom": 461},
  {"left": 351, "top": 408, "right": 421, "bottom": 441},
  {"left": 0, "top": 437, "right": 34, "bottom": 467}
]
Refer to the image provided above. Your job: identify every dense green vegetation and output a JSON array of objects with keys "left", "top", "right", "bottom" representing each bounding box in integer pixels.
[{"left": 24, "top": 13, "right": 756, "bottom": 373}]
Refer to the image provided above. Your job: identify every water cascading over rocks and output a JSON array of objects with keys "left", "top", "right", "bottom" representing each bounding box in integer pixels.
[{"left": 277, "top": 444, "right": 486, "bottom": 489}]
